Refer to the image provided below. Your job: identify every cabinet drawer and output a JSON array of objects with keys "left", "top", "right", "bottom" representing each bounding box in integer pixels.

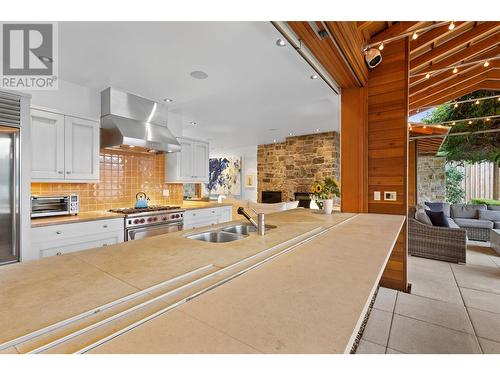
[
  {"left": 32, "top": 218, "right": 124, "bottom": 243},
  {"left": 38, "top": 230, "right": 124, "bottom": 258},
  {"left": 184, "top": 207, "right": 220, "bottom": 221}
]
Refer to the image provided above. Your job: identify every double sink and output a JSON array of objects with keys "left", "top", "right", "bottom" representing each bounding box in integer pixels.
[{"left": 187, "top": 224, "right": 276, "bottom": 243}]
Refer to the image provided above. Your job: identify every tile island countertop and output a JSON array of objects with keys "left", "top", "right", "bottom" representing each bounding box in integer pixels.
[{"left": 3, "top": 209, "right": 405, "bottom": 354}]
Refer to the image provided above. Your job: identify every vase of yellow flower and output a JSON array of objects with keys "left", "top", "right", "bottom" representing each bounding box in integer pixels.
[{"left": 310, "top": 177, "right": 340, "bottom": 214}]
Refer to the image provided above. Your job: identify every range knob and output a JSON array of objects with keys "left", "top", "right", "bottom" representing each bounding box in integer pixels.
[
  {"left": 147, "top": 217, "right": 153, "bottom": 223},
  {"left": 163, "top": 217, "right": 168, "bottom": 221},
  {"left": 175, "top": 214, "right": 180, "bottom": 218},
  {"left": 153, "top": 217, "right": 158, "bottom": 222},
  {"left": 133, "top": 219, "right": 140, "bottom": 224},
  {"left": 139, "top": 218, "right": 145, "bottom": 224}
]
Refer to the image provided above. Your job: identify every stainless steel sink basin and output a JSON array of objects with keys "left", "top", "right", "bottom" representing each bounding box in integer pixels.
[
  {"left": 221, "top": 224, "right": 277, "bottom": 235},
  {"left": 186, "top": 231, "right": 247, "bottom": 243}
]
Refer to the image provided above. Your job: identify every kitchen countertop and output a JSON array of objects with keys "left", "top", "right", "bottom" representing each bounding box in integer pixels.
[
  {"left": 30, "top": 202, "right": 233, "bottom": 227},
  {"left": 31, "top": 211, "right": 125, "bottom": 227},
  {"left": 3, "top": 209, "right": 405, "bottom": 353}
]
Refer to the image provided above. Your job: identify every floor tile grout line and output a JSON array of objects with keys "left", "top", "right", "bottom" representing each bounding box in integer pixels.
[
  {"left": 449, "top": 262, "right": 484, "bottom": 354},
  {"left": 459, "top": 285, "right": 500, "bottom": 297},
  {"left": 392, "top": 312, "right": 476, "bottom": 336},
  {"left": 384, "top": 291, "right": 398, "bottom": 354}
]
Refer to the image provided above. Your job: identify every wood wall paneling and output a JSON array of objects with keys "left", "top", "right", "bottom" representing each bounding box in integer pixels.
[
  {"left": 408, "top": 141, "right": 417, "bottom": 207},
  {"left": 367, "top": 37, "right": 409, "bottom": 291},
  {"left": 340, "top": 87, "right": 368, "bottom": 213}
]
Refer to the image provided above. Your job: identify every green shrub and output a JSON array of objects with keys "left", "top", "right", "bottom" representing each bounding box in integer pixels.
[{"left": 470, "top": 198, "right": 500, "bottom": 206}]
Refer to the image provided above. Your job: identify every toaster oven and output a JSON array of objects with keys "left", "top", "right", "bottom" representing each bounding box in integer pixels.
[{"left": 31, "top": 195, "right": 80, "bottom": 218}]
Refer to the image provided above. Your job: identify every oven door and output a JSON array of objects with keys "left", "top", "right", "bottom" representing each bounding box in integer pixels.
[{"left": 126, "top": 221, "right": 183, "bottom": 241}]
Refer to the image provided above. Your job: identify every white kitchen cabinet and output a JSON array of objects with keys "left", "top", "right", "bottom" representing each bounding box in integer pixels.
[
  {"left": 31, "top": 108, "right": 100, "bottom": 182},
  {"left": 31, "top": 109, "right": 65, "bottom": 180},
  {"left": 31, "top": 218, "right": 124, "bottom": 259},
  {"left": 64, "top": 116, "right": 100, "bottom": 181},
  {"left": 165, "top": 137, "right": 209, "bottom": 183},
  {"left": 183, "top": 206, "right": 232, "bottom": 230}
]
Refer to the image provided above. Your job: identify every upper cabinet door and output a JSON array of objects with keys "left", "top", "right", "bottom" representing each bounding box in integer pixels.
[
  {"left": 31, "top": 109, "right": 65, "bottom": 180},
  {"left": 193, "top": 141, "right": 209, "bottom": 181},
  {"left": 178, "top": 138, "right": 194, "bottom": 180},
  {"left": 64, "top": 116, "right": 100, "bottom": 181}
]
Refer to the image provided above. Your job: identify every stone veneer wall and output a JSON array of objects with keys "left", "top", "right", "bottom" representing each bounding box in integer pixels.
[
  {"left": 417, "top": 155, "right": 446, "bottom": 204},
  {"left": 257, "top": 132, "right": 340, "bottom": 202}
]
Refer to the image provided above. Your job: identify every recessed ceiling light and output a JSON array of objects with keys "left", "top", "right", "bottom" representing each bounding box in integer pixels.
[
  {"left": 190, "top": 121, "right": 197, "bottom": 126},
  {"left": 316, "top": 129, "right": 320, "bottom": 132},
  {"left": 310, "top": 74, "right": 319, "bottom": 80},
  {"left": 163, "top": 98, "right": 173, "bottom": 103},
  {"left": 276, "top": 38, "right": 286, "bottom": 47},
  {"left": 273, "top": 139, "right": 277, "bottom": 143},
  {"left": 190, "top": 71, "right": 208, "bottom": 80},
  {"left": 289, "top": 132, "right": 293, "bottom": 136},
  {"left": 37, "top": 55, "right": 53, "bottom": 63},
  {"left": 129, "top": 145, "right": 135, "bottom": 148}
]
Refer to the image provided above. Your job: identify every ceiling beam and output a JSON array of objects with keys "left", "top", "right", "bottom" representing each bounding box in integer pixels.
[
  {"left": 409, "top": 80, "right": 492, "bottom": 112},
  {"left": 410, "top": 21, "right": 469, "bottom": 55},
  {"left": 369, "top": 21, "right": 423, "bottom": 44},
  {"left": 410, "top": 68, "right": 496, "bottom": 105},
  {"left": 410, "top": 22, "right": 500, "bottom": 72},
  {"left": 410, "top": 60, "right": 499, "bottom": 97},
  {"left": 410, "top": 43, "right": 500, "bottom": 86},
  {"left": 480, "top": 80, "right": 500, "bottom": 90}
]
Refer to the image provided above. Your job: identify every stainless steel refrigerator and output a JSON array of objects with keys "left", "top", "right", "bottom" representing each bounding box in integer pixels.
[{"left": 0, "top": 96, "right": 21, "bottom": 265}]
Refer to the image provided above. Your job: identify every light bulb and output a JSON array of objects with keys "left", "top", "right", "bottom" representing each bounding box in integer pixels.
[
  {"left": 416, "top": 109, "right": 420, "bottom": 113},
  {"left": 475, "top": 100, "right": 480, "bottom": 105},
  {"left": 484, "top": 61, "right": 490, "bottom": 67},
  {"left": 486, "top": 117, "right": 491, "bottom": 121},
  {"left": 425, "top": 73, "right": 430, "bottom": 79},
  {"left": 468, "top": 121, "right": 472, "bottom": 125},
  {"left": 449, "top": 22, "right": 455, "bottom": 30},
  {"left": 452, "top": 122, "right": 456, "bottom": 125},
  {"left": 453, "top": 67, "right": 458, "bottom": 74},
  {"left": 454, "top": 103, "right": 458, "bottom": 108},
  {"left": 379, "top": 43, "right": 384, "bottom": 50},
  {"left": 423, "top": 126, "right": 427, "bottom": 129},
  {"left": 412, "top": 32, "right": 418, "bottom": 40}
]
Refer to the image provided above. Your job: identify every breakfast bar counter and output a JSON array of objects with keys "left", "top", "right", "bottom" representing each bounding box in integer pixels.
[{"left": 1, "top": 209, "right": 405, "bottom": 354}]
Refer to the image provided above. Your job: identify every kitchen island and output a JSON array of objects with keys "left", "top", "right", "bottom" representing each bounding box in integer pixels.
[{"left": 0, "top": 209, "right": 405, "bottom": 354}]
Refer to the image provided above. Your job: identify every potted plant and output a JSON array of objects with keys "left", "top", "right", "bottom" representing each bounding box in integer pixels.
[{"left": 310, "top": 177, "right": 340, "bottom": 214}]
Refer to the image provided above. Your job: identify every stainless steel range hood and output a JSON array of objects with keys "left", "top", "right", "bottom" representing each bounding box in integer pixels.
[{"left": 100, "top": 87, "right": 181, "bottom": 153}]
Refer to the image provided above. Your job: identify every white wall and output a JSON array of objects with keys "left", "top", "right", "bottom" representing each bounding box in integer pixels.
[
  {"left": 210, "top": 145, "right": 258, "bottom": 202},
  {"left": 23, "top": 79, "right": 183, "bottom": 136}
]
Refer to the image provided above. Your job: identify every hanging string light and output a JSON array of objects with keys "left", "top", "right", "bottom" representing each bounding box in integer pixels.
[
  {"left": 411, "top": 56, "right": 499, "bottom": 79},
  {"left": 412, "top": 32, "right": 419, "bottom": 40},
  {"left": 409, "top": 115, "right": 500, "bottom": 128},
  {"left": 448, "top": 22, "right": 455, "bottom": 30},
  {"left": 413, "top": 94, "right": 500, "bottom": 113},
  {"left": 425, "top": 73, "right": 431, "bottom": 79},
  {"left": 452, "top": 67, "right": 458, "bottom": 74},
  {"left": 378, "top": 43, "right": 384, "bottom": 50},
  {"left": 484, "top": 61, "right": 490, "bottom": 67}
]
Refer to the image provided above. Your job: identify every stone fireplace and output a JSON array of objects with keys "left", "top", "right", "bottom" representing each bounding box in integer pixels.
[{"left": 257, "top": 131, "right": 340, "bottom": 203}]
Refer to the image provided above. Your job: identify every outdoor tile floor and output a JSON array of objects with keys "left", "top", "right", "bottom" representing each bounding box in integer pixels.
[{"left": 357, "top": 241, "right": 500, "bottom": 354}]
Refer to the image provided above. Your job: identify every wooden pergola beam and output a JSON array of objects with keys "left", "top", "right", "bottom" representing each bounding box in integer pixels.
[
  {"left": 410, "top": 61, "right": 499, "bottom": 97},
  {"left": 410, "top": 21, "right": 470, "bottom": 55},
  {"left": 410, "top": 22, "right": 500, "bottom": 72},
  {"left": 370, "top": 21, "right": 423, "bottom": 44},
  {"left": 410, "top": 39, "right": 500, "bottom": 85},
  {"left": 410, "top": 67, "right": 495, "bottom": 105},
  {"left": 409, "top": 80, "right": 494, "bottom": 113}
]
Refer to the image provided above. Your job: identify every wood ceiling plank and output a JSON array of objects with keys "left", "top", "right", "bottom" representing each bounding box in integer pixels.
[
  {"left": 410, "top": 22, "right": 500, "bottom": 72},
  {"left": 410, "top": 68, "right": 495, "bottom": 105},
  {"left": 410, "top": 21, "right": 469, "bottom": 55},
  {"left": 410, "top": 40, "right": 500, "bottom": 84},
  {"left": 287, "top": 21, "right": 360, "bottom": 88},
  {"left": 410, "top": 61, "right": 499, "bottom": 97},
  {"left": 370, "top": 22, "right": 423, "bottom": 44}
]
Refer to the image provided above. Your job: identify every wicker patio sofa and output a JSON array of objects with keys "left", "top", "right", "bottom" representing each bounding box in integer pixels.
[{"left": 408, "top": 207, "right": 467, "bottom": 263}]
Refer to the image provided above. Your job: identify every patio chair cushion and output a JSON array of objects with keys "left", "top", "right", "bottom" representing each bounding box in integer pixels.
[
  {"left": 447, "top": 218, "right": 461, "bottom": 229},
  {"left": 415, "top": 208, "right": 433, "bottom": 225},
  {"left": 453, "top": 218, "right": 494, "bottom": 229},
  {"left": 495, "top": 221, "right": 500, "bottom": 229},
  {"left": 425, "top": 210, "right": 450, "bottom": 227},
  {"left": 478, "top": 209, "right": 500, "bottom": 221},
  {"left": 488, "top": 205, "right": 500, "bottom": 211},
  {"left": 451, "top": 204, "right": 487, "bottom": 219},
  {"left": 425, "top": 202, "right": 451, "bottom": 217}
]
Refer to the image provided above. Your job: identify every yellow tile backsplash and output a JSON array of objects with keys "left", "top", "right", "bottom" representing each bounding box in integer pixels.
[{"left": 31, "top": 150, "right": 184, "bottom": 212}]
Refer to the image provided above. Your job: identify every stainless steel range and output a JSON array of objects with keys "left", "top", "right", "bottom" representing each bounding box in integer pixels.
[{"left": 108, "top": 205, "right": 185, "bottom": 241}]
